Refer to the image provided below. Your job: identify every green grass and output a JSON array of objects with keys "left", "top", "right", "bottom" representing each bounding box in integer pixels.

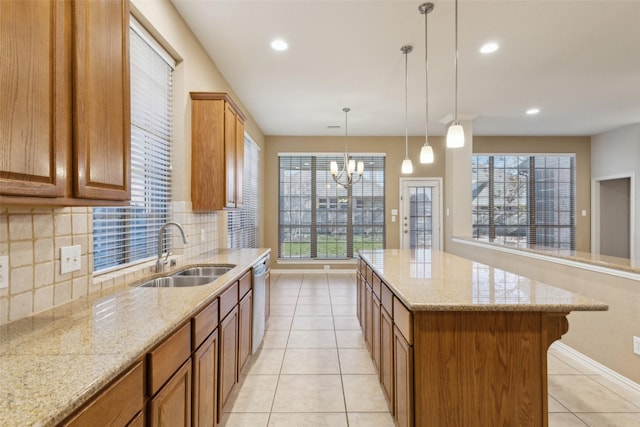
[{"left": 281, "top": 234, "right": 383, "bottom": 258}]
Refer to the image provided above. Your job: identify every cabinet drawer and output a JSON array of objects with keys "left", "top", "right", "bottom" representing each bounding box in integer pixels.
[
  {"left": 393, "top": 297, "right": 413, "bottom": 345},
  {"left": 219, "top": 281, "right": 239, "bottom": 320},
  {"left": 381, "top": 283, "right": 393, "bottom": 315},
  {"left": 372, "top": 273, "right": 382, "bottom": 298},
  {"left": 148, "top": 322, "right": 191, "bottom": 395},
  {"left": 238, "top": 270, "right": 252, "bottom": 298},
  {"left": 65, "top": 361, "right": 143, "bottom": 427},
  {"left": 192, "top": 299, "right": 219, "bottom": 350}
]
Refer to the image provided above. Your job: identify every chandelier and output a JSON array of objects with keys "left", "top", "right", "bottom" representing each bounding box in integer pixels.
[{"left": 330, "top": 107, "right": 364, "bottom": 187}]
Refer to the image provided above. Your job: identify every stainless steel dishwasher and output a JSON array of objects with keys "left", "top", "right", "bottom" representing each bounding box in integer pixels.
[{"left": 252, "top": 254, "right": 270, "bottom": 353}]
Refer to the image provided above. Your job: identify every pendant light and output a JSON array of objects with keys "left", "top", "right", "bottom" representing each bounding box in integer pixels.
[
  {"left": 401, "top": 45, "right": 414, "bottom": 174},
  {"left": 329, "top": 107, "right": 364, "bottom": 187},
  {"left": 446, "top": 0, "right": 465, "bottom": 148},
  {"left": 419, "top": 2, "right": 435, "bottom": 164}
]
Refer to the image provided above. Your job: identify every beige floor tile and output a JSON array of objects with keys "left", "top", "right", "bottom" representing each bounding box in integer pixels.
[
  {"left": 299, "top": 288, "right": 331, "bottom": 297},
  {"left": 331, "top": 304, "right": 357, "bottom": 316},
  {"left": 268, "top": 413, "right": 348, "bottom": 427},
  {"left": 266, "top": 316, "right": 293, "bottom": 331},
  {"left": 335, "top": 330, "right": 366, "bottom": 348},
  {"left": 548, "top": 354, "right": 583, "bottom": 375},
  {"left": 576, "top": 412, "right": 640, "bottom": 427},
  {"left": 333, "top": 316, "right": 360, "bottom": 330},
  {"left": 295, "top": 304, "right": 332, "bottom": 316},
  {"left": 549, "top": 375, "right": 640, "bottom": 413},
  {"left": 226, "top": 375, "right": 278, "bottom": 412},
  {"left": 548, "top": 346, "right": 600, "bottom": 375},
  {"left": 272, "top": 375, "right": 345, "bottom": 412},
  {"left": 291, "top": 315, "right": 334, "bottom": 330},
  {"left": 269, "top": 304, "right": 296, "bottom": 316},
  {"left": 589, "top": 375, "right": 640, "bottom": 408},
  {"left": 273, "top": 274, "right": 303, "bottom": 285},
  {"left": 328, "top": 287, "right": 356, "bottom": 296},
  {"left": 287, "top": 330, "right": 336, "bottom": 348},
  {"left": 347, "top": 412, "right": 395, "bottom": 427},
  {"left": 270, "top": 287, "right": 301, "bottom": 297},
  {"left": 270, "top": 295, "right": 298, "bottom": 305},
  {"left": 298, "top": 295, "right": 331, "bottom": 305},
  {"left": 331, "top": 295, "right": 357, "bottom": 305},
  {"left": 281, "top": 348, "right": 340, "bottom": 374},
  {"left": 246, "top": 349, "right": 285, "bottom": 375},
  {"left": 219, "top": 413, "right": 270, "bottom": 427},
  {"left": 261, "top": 330, "right": 290, "bottom": 349},
  {"left": 301, "top": 275, "right": 328, "bottom": 284},
  {"left": 549, "top": 395, "right": 570, "bottom": 413},
  {"left": 338, "top": 348, "right": 376, "bottom": 374},
  {"left": 342, "top": 374, "right": 389, "bottom": 412},
  {"left": 548, "top": 413, "right": 589, "bottom": 427}
]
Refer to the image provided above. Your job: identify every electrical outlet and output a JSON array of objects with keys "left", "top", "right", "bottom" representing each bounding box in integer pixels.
[
  {"left": 633, "top": 336, "right": 640, "bottom": 356},
  {"left": 324, "top": 265, "right": 331, "bottom": 270},
  {"left": 60, "top": 245, "right": 82, "bottom": 274},
  {"left": 0, "top": 256, "right": 8, "bottom": 289}
]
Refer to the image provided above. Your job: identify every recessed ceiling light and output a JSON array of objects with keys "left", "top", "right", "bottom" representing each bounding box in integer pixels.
[
  {"left": 480, "top": 42, "right": 499, "bottom": 54},
  {"left": 270, "top": 39, "right": 288, "bottom": 51},
  {"left": 526, "top": 108, "right": 540, "bottom": 115}
]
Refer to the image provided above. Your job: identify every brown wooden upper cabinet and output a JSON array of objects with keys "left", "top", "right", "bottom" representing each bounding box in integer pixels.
[
  {"left": 0, "top": 0, "right": 130, "bottom": 205},
  {"left": 190, "top": 92, "right": 246, "bottom": 211}
]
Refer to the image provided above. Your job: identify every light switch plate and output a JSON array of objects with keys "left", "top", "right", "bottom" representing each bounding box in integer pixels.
[
  {"left": 60, "top": 245, "right": 82, "bottom": 275},
  {"left": 0, "top": 256, "right": 8, "bottom": 289}
]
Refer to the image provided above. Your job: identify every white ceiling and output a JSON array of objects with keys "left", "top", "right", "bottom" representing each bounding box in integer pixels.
[{"left": 171, "top": 0, "right": 640, "bottom": 137}]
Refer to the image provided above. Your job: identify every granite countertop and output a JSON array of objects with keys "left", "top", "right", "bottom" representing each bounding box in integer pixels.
[
  {"left": 358, "top": 249, "right": 608, "bottom": 312},
  {"left": 0, "top": 248, "right": 270, "bottom": 427}
]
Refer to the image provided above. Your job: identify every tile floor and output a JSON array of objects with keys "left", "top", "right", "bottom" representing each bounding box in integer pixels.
[{"left": 220, "top": 273, "right": 640, "bottom": 427}]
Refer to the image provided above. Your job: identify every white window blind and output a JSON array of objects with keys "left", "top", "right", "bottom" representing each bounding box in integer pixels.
[
  {"left": 93, "top": 19, "right": 174, "bottom": 272},
  {"left": 228, "top": 136, "right": 260, "bottom": 248}
]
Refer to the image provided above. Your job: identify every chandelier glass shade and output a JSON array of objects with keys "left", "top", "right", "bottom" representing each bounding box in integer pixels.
[{"left": 329, "top": 107, "right": 364, "bottom": 187}]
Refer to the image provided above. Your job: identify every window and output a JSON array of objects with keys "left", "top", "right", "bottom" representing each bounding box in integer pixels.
[
  {"left": 278, "top": 154, "right": 385, "bottom": 259},
  {"left": 472, "top": 154, "right": 576, "bottom": 249},
  {"left": 93, "top": 19, "right": 174, "bottom": 272},
  {"left": 228, "top": 135, "right": 260, "bottom": 248}
]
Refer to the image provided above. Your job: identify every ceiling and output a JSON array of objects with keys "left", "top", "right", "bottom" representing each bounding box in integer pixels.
[{"left": 171, "top": 0, "right": 640, "bottom": 138}]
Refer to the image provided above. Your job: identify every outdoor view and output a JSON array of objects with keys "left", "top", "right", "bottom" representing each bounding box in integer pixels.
[{"left": 279, "top": 155, "right": 385, "bottom": 259}]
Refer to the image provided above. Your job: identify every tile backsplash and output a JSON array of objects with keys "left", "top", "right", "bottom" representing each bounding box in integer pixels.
[{"left": 0, "top": 202, "right": 219, "bottom": 325}]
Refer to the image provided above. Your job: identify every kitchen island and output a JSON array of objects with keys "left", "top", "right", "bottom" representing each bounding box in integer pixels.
[
  {"left": 0, "top": 248, "right": 269, "bottom": 427},
  {"left": 357, "top": 249, "right": 608, "bottom": 427}
]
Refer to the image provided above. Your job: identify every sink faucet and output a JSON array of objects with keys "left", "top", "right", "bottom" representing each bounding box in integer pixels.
[{"left": 156, "top": 222, "right": 188, "bottom": 273}]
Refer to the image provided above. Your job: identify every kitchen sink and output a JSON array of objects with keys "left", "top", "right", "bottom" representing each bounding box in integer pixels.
[
  {"left": 138, "top": 275, "right": 213, "bottom": 288},
  {"left": 174, "top": 265, "right": 235, "bottom": 277}
]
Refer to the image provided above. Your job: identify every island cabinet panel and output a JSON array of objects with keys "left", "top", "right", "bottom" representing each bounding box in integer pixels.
[
  {"left": 364, "top": 283, "right": 373, "bottom": 352},
  {"left": 64, "top": 361, "right": 143, "bottom": 427},
  {"left": 192, "top": 330, "right": 218, "bottom": 427},
  {"left": 149, "top": 359, "right": 192, "bottom": 427},
  {"left": 372, "top": 293, "right": 381, "bottom": 373},
  {"left": 394, "top": 325, "right": 413, "bottom": 427},
  {"left": 413, "top": 311, "right": 546, "bottom": 427},
  {"left": 380, "top": 306, "right": 394, "bottom": 411},
  {"left": 238, "top": 289, "right": 253, "bottom": 376},
  {"left": 219, "top": 306, "right": 239, "bottom": 416}
]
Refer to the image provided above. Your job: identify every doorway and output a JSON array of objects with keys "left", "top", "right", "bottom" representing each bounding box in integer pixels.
[
  {"left": 399, "top": 178, "right": 442, "bottom": 250},
  {"left": 592, "top": 175, "right": 633, "bottom": 259}
]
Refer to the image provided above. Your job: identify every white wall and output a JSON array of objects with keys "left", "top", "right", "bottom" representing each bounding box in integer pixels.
[{"left": 591, "top": 123, "right": 640, "bottom": 259}]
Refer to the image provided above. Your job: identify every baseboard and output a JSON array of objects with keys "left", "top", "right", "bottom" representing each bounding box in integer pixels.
[{"left": 552, "top": 341, "right": 640, "bottom": 395}]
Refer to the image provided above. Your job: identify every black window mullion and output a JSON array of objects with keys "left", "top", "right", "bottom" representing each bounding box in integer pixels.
[
  {"left": 488, "top": 156, "right": 495, "bottom": 241},
  {"left": 311, "top": 157, "right": 318, "bottom": 258},
  {"left": 529, "top": 157, "right": 537, "bottom": 246}
]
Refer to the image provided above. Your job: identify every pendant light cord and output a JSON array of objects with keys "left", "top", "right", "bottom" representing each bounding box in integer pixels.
[
  {"left": 404, "top": 46, "right": 409, "bottom": 158},
  {"left": 424, "top": 7, "right": 429, "bottom": 142},
  {"left": 454, "top": 0, "right": 459, "bottom": 124}
]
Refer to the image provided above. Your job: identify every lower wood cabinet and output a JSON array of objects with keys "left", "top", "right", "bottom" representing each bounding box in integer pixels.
[
  {"left": 219, "top": 306, "right": 239, "bottom": 415},
  {"left": 149, "top": 359, "right": 192, "bottom": 427},
  {"left": 238, "top": 289, "right": 253, "bottom": 376},
  {"left": 394, "top": 325, "right": 414, "bottom": 427},
  {"left": 364, "top": 284, "right": 373, "bottom": 352},
  {"left": 380, "top": 306, "right": 394, "bottom": 411},
  {"left": 192, "top": 330, "right": 218, "bottom": 427},
  {"left": 372, "top": 294, "right": 381, "bottom": 373}
]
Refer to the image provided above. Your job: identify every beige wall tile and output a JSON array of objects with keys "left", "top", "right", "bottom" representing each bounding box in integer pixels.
[
  {"left": 9, "top": 241, "right": 33, "bottom": 268},
  {"left": 54, "top": 212, "right": 72, "bottom": 236},
  {"left": 0, "top": 214, "right": 7, "bottom": 243},
  {"left": 10, "top": 266, "right": 33, "bottom": 295},
  {"left": 72, "top": 276, "right": 89, "bottom": 299},
  {"left": 72, "top": 213, "right": 88, "bottom": 235},
  {"left": 0, "top": 297, "right": 8, "bottom": 324},
  {"left": 8, "top": 214, "right": 33, "bottom": 240},
  {"left": 34, "top": 286, "right": 54, "bottom": 312},
  {"left": 9, "top": 292, "right": 32, "bottom": 322},
  {"left": 54, "top": 281, "right": 72, "bottom": 306},
  {"left": 34, "top": 238, "right": 54, "bottom": 263},
  {"left": 33, "top": 213, "right": 54, "bottom": 238},
  {"left": 34, "top": 262, "right": 55, "bottom": 288}
]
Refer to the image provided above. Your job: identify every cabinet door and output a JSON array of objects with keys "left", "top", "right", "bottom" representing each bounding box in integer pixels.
[
  {"left": 72, "top": 0, "right": 130, "bottom": 200},
  {"left": 265, "top": 269, "right": 271, "bottom": 318},
  {"left": 219, "top": 306, "right": 239, "bottom": 415},
  {"left": 394, "top": 325, "right": 414, "bottom": 427},
  {"left": 0, "top": 0, "right": 69, "bottom": 197},
  {"left": 193, "top": 330, "right": 218, "bottom": 427},
  {"left": 238, "top": 290, "right": 253, "bottom": 376},
  {"left": 380, "top": 307, "right": 394, "bottom": 412},
  {"left": 356, "top": 273, "right": 362, "bottom": 325},
  {"left": 365, "top": 285, "right": 373, "bottom": 352},
  {"left": 149, "top": 359, "right": 192, "bottom": 427},
  {"left": 224, "top": 103, "right": 236, "bottom": 208},
  {"left": 372, "top": 294, "right": 381, "bottom": 374},
  {"left": 234, "top": 115, "right": 244, "bottom": 208}
]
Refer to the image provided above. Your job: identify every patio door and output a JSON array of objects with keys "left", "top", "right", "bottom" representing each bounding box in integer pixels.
[{"left": 400, "top": 178, "right": 442, "bottom": 250}]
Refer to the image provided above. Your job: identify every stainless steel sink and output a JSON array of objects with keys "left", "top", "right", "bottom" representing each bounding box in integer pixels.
[
  {"left": 138, "top": 275, "right": 213, "bottom": 288},
  {"left": 174, "top": 265, "right": 235, "bottom": 277}
]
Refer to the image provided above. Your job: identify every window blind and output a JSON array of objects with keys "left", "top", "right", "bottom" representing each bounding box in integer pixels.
[
  {"left": 93, "top": 20, "right": 174, "bottom": 272},
  {"left": 228, "top": 136, "right": 260, "bottom": 248}
]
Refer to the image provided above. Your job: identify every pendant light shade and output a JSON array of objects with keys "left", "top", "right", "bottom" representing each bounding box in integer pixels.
[
  {"left": 419, "top": 2, "right": 435, "bottom": 164},
  {"left": 401, "top": 45, "right": 413, "bottom": 174},
  {"left": 446, "top": 0, "right": 465, "bottom": 148}
]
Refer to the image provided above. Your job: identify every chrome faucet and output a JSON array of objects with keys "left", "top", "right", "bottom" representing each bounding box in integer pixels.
[{"left": 156, "top": 222, "right": 188, "bottom": 273}]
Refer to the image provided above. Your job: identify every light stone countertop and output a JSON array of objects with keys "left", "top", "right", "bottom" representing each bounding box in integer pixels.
[
  {"left": 358, "top": 249, "right": 608, "bottom": 312},
  {"left": 0, "top": 248, "right": 270, "bottom": 427}
]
